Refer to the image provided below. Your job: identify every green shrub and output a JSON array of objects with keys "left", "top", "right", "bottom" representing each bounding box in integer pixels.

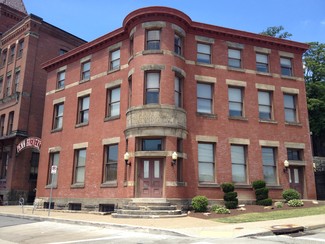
[
  {"left": 220, "top": 182, "right": 235, "bottom": 193},
  {"left": 252, "top": 180, "right": 266, "bottom": 190},
  {"left": 225, "top": 199, "right": 238, "bottom": 209},
  {"left": 211, "top": 205, "right": 230, "bottom": 214},
  {"left": 287, "top": 199, "right": 304, "bottom": 207},
  {"left": 256, "top": 198, "right": 273, "bottom": 206},
  {"left": 223, "top": 191, "right": 238, "bottom": 201},
  {"left": 191, "top": 195, "right": 209, "bottom": 212},
  {"left": 282, "top": 189, "right": 301, "bottom": 201},
  {"left": 255, "top": 188, "right": 269, "bottom": 200}
]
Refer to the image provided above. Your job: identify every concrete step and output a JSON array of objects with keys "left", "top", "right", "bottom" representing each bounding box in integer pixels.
[
  {"left": 112, "top": 198, "right": 186, "bottom": 218},
  {"left": 116, "top": 209, "right": 182, "bottom": 216},
  {"left": 127, "top": 202, "right": 172, "bottom": 207},
  {"left": 123, "top": 205, "right": 177, "bottom": 211},
  {"left": 131, "top": 198, "right": 167, "bottom": 203},
  {"left": 111, "top": 213, "right": 187, "bottom": 219}
]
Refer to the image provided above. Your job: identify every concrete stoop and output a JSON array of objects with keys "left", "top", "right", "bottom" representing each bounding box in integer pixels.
[{"left": 112, "top": 198, "right": 187, "bottom": 218}]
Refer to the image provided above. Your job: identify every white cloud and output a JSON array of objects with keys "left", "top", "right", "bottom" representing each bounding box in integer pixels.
[{"left": 321, "top": 20, "right": 325, "bottom": 25}]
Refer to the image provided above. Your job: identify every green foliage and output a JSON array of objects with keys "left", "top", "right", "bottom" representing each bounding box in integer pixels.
[
  {"left": 252, "top": 180, "right": 266, "bottom": 190},
  {"left": 221, "top": 182, "right": 238, "bottom": 209},
  {"left": 220, "top": 182, "right": 235, "bottom": 193},
  {"left": 260, "top": 26, "right": 292, "bottom": 39},
  {"left": 274, "top": 201, "right": 284, "bottom": 208},
  {"left": 225, "top": 200, "right": 238, "bottom": 209},
  {"left": 191, "top": 195, "right": 209, "bottom": 212},
  {"left": 223, "top": 192, "right": 238, "bottom": 201},
  {"left": 211, "top": 205, "right": 231, "bottom": 214},
  {"left": 255, "top": 188, "right": 269, "bottom": 201},
  {"left": 304, "top": 42, "right": 325, "bottom": 148},
  {"left": 256, "top": 198, "right": 273, "bottom": 206},
  {"left": 304, "top": 42, "right": 325, "bottom": 83},
  {"left": 287, "top": 199, "right": 304, "bottom": 207},
  {"left": 306, "top": 81, "right": 325, "bottom": 136},
  {"left": 252, "top": 180, "right": 272, "bottom": 204},
  {"left": 282, "top": 189, "right": 301, "bottom": 201}
]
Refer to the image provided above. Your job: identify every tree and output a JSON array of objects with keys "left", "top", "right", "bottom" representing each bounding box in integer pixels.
[
  {"left": 260, "top": 26, "right": 292, "bottom": 39},
  {"left": 304, "top": 42, "right": 325, "bottom": 83},
  {"left": 304, "top": 42, "right": 325, "bottom": 156}
]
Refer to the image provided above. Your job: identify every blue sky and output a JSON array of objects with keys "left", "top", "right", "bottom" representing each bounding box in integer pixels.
[{"left": 23, "top": 0, "right": 325, "bottom": 43}]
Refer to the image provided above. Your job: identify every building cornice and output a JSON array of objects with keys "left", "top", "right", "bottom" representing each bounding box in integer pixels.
[{"left": 42, "top": 6, "right": 309, "bottom": 72}]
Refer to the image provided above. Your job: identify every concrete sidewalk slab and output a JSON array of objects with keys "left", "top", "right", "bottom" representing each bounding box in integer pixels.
[{"left": 0, "top": 205, "right": 324, "bottom": 239}]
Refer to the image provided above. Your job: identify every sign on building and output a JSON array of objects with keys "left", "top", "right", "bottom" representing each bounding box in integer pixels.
[{"left": 16, "top": 137, "right": 42, "bottom": 154}]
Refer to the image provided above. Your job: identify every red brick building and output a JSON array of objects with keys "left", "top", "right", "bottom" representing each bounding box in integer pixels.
[
  {"left": 0, "top": 0, "right": 85, "bottom": 204},
  {"left": 38, "top": 7, "right": 316, "bottom": 210}
]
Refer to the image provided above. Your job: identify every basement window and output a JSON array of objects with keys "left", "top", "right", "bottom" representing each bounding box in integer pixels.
[{"left": 68, "top": 203, "right": 81, "bottom": 211}]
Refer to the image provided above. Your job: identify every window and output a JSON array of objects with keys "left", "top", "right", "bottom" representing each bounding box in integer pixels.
[
  {"left": 256, "top": 53, "right": 269, "bottom": 72},
  {"left": 198, "top": 143, "right": 214, "bottom": 182},
  {"left": 129, "top": 36, "right": 134, "bottom": 56},
  {"left": 110, "top": 49, "right": 120, "bottom": 70},
  {"left": 287, "top": 148, "right": 302, "bottom": 161},
  {"left": 228, "top": 49, "right": 241, "bottom": 68},
  {"left": 78, "top": 95, "right": 90, "bottom": 124},
  {"left": 7, "top": 111, "right": 14, "bottom": 135},
  {"left": 145, "top": 72, "right": 160, "bottom": 104},
  {"left": 284, "top": 94, "right": 297, "bottom": 122},
  {"left": 17, "top": 40, "right": 24, "bottom": 58},
  {"left": 228, "top": 87, "right": 243, "bottom": 117},
  {"left": 107, "top": 87, "right": 120, "bottom": 118},
  {"left": 103, "top": 144, "right": 118, "bottom": 183},
  {"left": 47, "top": 152, "right": 60, "bottom": 186},
  {"left": 0, "top": 76, "right": 3, "bottom": 96},
  {"left": 74, "top": 149, "right": 86, "bottom": 184},
  {"left": 280, "top": 57, "right": 292, "bottom": 76},
  {"left": 1, "top": 49, "right": 7, "bottom": 67},
  {"left": 197, "top": 43, "right": 211, "bottom": 64},
  {"left": 197, "top": 83, "right": 213, "bottom": 114},
  {"left": 53, "top": 103, "right": 64, "bottom": 130},
  {"left": 128, "top": 76, "right": 132, "bottom": 108},
  {"left": 14, "top": 69, "right": 20, "bottom": 93},
  {"left": 258, "top": 91, "right": 272, "bottom": 120},
  {"left": 0, "top": 153, "right": 9, "bottom": 180},
  {"left": 141, "top": 139, "right": 162, "bottom": 151},
  {"left": 81, "top": 61, "right": 91, "bottom": 81},
  {"left": 262, "top": 147, "right": 277, "bottom": 184},
  {"left": 174, "top": 76, "right": 182, "bottom": 107},
  {"left": 146, "top": 30, "right": 160, "bottom": 50},
  {"left": 177, "top": 138, "right": 183, "bottom": 182},
  {"left": 57, "top": 71, "right": 65, "bottom": 89},
  {"left": 5, "top": 72, "right": 11, "bottom": 97},
  {"left": 0, "top": 115, "right": 5, "bottom": 136},
  {"left": 174, "top": 34, "right": 183, "bottom": 55},
  {"left": 59, "top": 49, "right": 67, "bottom": 55},
  {"left": 9, "top": 45, "right": 15, "bottom": 63},
  {"left": 231, "top": 145, "right": 247, "bottom": 183}
]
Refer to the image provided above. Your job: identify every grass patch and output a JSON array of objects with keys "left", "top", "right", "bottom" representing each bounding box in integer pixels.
[{"left": 214, "top": 205, "right": 325, "bottom": 223}]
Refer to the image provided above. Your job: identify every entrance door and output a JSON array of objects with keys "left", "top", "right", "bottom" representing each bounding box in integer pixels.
[
  {"left": 138, "top": 159, "right": 163, "bottom": 198},
  {"left": 289, "top": 167, "right": 304, "bottom": 197}
]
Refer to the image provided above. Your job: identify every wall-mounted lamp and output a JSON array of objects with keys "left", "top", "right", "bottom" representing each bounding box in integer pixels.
[
  {"left": 283, "top": 160, "right": 290, "bottom": 172},
  {"left": 124, "top": 152, "right": 131, "bottom": 166},
  {"left": 313, "top": 163, "right": 316, "bottom": 172},
  {"left": 171, "top": 152, "right": 178, "bottom": 166}
]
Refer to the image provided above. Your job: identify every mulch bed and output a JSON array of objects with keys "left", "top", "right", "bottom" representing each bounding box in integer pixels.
[{"left": 188, "top": 201, "right": 321, "bottom": 219}]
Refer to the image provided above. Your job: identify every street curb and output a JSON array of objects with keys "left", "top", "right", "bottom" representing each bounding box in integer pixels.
[{"left": 0, "top": 212, "right": 188, "bottom": 237}]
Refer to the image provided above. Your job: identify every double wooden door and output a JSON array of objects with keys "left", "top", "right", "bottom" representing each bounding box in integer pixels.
[{"left": 138, "top": 159, "right": 163, "bottom": 198}]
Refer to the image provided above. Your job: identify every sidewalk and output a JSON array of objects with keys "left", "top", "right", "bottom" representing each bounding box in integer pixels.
[{"left": 0, "top": 205, "right": 324, "bottom": 239}]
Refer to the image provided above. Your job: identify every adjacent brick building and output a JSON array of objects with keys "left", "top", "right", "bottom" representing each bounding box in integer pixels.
[
  {"left": 0, "top": 0, "right": 86, "bottom": 204},
  {"left": 38, "top": 6, "right": 316, "bottom": 210}
]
